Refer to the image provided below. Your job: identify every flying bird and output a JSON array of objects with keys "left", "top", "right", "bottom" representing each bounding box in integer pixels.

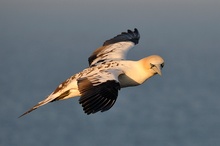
[{"left": 19, "top": 28, "right": 164, "bottom": 117}]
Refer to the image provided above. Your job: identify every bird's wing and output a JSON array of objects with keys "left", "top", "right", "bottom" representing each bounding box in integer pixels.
[
  {"left": 78, "top": 69, "right": 123, "bottom": 114},
  {"left": 88, "top": 28, "right": 140, "bottom": 66}
]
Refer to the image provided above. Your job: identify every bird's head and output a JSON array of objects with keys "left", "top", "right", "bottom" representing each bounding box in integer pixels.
[{"left": 141, "top": 55, "right": 164, "bottom": 76}]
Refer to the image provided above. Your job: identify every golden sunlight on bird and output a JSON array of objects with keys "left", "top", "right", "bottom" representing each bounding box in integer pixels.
[{"left": 19, "top": 28, "right": 164, "bottom": 117}]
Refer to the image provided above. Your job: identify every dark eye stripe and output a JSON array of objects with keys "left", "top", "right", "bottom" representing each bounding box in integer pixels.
[{"left": 150, "top": 63, "right": 155, "bottom": 68}]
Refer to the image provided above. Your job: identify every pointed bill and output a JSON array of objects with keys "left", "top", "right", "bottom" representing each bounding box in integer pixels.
[{"left": 153, "top": 64, "right": 162, "bottom": 76}]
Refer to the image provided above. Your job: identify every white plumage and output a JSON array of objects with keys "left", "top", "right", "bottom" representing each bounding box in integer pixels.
[{"left": 20, "top": 28, "right": 164, "bottom": 117}]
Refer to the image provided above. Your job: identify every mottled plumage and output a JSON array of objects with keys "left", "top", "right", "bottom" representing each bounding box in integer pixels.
[{"left": 19, "top": 28, "right": 164, "bottom": 117}]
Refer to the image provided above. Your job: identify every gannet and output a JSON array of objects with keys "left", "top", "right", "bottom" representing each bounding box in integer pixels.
[{"left": 19, "top": 28, "right": 164, "bottom": 117}]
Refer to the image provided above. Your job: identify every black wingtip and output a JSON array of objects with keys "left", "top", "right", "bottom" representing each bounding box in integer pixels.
[
  {"left": 78, "top": 78, "right": 120, "bottom": 115},
  {"left": 103, "top": 28, "right": 140, "bottom": 46},
  {"left": 131, "top": 28, "right": 140, "bottom": 44}
]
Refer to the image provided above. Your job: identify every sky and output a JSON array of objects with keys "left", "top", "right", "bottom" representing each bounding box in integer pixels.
[{"left": 1, "top": 0, "right": 220, "bottom": 146}]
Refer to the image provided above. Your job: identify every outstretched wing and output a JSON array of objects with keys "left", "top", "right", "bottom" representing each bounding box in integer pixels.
[
  {"left": 77, "top": 69, "right": 123, "bottom": 114},
  {"left": 88, "top": 28, "right": 140, "bottom": 66}
]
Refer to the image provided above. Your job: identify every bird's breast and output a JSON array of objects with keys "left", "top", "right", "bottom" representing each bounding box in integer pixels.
[{"left": 118, "top": 74, "right": 140, "bottom": 88}]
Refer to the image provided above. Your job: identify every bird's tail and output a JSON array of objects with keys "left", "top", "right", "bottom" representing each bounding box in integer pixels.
[{"left": 19, "top": 94, "right": 58, "bottom": 118}]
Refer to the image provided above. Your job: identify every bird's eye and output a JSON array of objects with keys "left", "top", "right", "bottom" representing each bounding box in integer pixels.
[{"left": 161, "top": 63, "right": 164, "bottom": 68}]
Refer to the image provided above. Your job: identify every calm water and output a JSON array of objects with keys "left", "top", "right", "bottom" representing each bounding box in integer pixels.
[{"left": 1, "top": 0, "right": 220, "bottom": 146}]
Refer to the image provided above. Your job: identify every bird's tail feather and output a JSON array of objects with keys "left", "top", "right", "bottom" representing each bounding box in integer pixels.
[{"left": 19, "top": 94, "right": 57, "bottom": 118}]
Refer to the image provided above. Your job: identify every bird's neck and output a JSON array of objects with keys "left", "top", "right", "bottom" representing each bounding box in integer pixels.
[{"left": 118, "top": 60, "right": 155, "bottom": 87}]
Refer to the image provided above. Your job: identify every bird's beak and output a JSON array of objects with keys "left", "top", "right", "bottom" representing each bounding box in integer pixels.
[{"left": 152, "top": 64, "right": 162, "bottom": 76}]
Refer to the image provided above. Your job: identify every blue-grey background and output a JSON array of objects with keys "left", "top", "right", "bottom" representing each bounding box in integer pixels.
[{"left": 1, "top": 0, "right": 220, "bottom": 145}]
